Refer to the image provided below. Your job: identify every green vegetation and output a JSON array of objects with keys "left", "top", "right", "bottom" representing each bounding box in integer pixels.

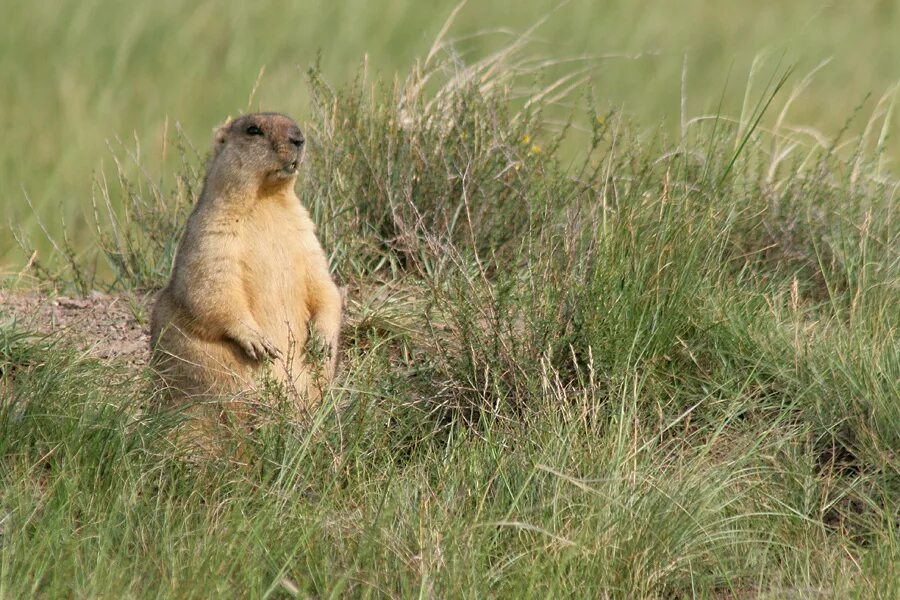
[
  {"left": 2, "top": 4, "right": 899, "bottom": 598},
  {"left": 3, "top": 0, "right": 900, "bottom": 266}
]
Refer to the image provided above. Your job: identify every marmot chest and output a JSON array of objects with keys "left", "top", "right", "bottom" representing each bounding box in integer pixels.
[{"left": 240, "top": 206, "right": 316, "bottom": 325}]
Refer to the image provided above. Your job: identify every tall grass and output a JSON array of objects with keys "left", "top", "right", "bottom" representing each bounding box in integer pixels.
[
  {"left": 3, "top": 0, "right": 900, "bottom": 267},
  {"left": 2, "top": 22, "right": 899, "bottom": 599}
]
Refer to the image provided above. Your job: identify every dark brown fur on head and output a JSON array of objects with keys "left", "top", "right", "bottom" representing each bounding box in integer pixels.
[{"left": 207, "top": 112, "right": 306, "bottom": 195}]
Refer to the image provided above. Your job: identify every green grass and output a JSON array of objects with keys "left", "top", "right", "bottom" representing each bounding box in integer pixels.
[
  {"left": 3, "top": 0, "right": 900, "bottom": 266},
  {"left": 2, "top": 11, "right": 900, "bottom": 599}
]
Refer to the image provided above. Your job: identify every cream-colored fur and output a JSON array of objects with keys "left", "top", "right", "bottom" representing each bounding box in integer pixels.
[{"left": 150, "top": 113, "right": 342, "bottom": 428}]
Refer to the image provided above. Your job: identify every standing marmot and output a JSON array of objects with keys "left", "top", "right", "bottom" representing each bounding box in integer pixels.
[{"left": 150, "top": 112, "right": 342, "bottom": 424}]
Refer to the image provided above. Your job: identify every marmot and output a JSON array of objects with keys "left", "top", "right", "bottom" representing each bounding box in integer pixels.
[{"left": 150, "top": 112, "right": 342, "bottom": 424}]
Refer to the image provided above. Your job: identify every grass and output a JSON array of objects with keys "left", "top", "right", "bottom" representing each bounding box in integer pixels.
[
  {"left": 2, "top": 12, "right": 900, "bottom": 599},
  {"left": 3, "top": 0, "right": 900, "bottom": 266}
]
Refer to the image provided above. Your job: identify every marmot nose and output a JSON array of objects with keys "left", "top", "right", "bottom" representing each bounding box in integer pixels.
[{"left": 289, "top": 135, "right": 305, "bottom": 149}]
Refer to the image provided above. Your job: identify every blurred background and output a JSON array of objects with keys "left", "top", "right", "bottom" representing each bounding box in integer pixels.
[{"left": 1, "top": 0, "right": 898, "bottom": 269}]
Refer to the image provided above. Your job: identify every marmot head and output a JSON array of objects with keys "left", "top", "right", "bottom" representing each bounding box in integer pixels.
[{"left": 209, "top": 112, "right": 306, "bottom": 192}]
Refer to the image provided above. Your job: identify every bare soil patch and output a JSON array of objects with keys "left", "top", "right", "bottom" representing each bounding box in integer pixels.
[{"left": 0, "top": 290, "right": 152, "bottom": 369}]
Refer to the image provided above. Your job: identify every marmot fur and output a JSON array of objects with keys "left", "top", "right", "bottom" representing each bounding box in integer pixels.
[{"left": 150, "top": 112, "right": 342, "bottom": 424}]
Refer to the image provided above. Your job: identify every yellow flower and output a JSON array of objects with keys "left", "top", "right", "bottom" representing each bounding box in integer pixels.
[
  {"left": 530, "top": 144, "right": 542, "bottom": 155},
  {"left": 521, "top": 134, "right": 531, "bottom": 144},
  {"left": 596, "top": 115, "right": 605, "bottom": 125}
]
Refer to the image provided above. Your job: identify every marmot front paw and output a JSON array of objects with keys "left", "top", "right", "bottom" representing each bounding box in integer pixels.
[{"left": 232, "top": 329, "right": 281, "bottom": 362}]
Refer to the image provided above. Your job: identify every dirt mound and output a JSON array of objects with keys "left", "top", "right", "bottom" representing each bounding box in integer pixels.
[{"left": 0, "top": 290, "right": 152, "bottom": 369}]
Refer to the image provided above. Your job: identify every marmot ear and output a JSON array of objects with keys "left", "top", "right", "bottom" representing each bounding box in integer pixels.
[{"left": 213, "top": 116, "right": 234, "bottom": 146}]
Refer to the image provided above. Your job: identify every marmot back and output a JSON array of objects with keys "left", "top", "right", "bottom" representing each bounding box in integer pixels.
[{"left": 150, "top": 113, "right": 343, "bottom": 430}]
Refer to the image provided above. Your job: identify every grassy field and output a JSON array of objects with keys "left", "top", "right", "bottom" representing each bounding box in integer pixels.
[
  {"left": 2, "top": 3, "right": 900, "bottom": 598},
  {"left": 2, "top": 0, "right": 900, "bottom": 267}
]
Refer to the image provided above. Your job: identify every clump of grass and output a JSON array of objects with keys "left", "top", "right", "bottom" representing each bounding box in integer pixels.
[
  {"left": 3, "top": 26, "right": 899, "bottom": 598},
  {"left": 89, "top": 129, "right": 203, "bottom": 291},
  {"left": 10, "top": 128, "right": 203, "bottom": 293}
]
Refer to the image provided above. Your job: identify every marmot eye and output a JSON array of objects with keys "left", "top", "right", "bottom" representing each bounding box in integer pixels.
[{"left": 246, "top": 125, "right": 263, "bottom": 136}]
